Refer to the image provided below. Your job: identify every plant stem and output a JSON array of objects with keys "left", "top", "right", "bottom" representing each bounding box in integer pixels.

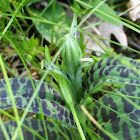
[
  {"left": 51, "top": 0, "right": 56, "bottom": 43},
  {"left": 59, "top": 77, "right": 86, "bottom": 140},
  {"left": 70, "top": 104, "right": 86, "bottom": 140},
  {"left": 0, "top": 55, "right": 24, "bottom": 140}
]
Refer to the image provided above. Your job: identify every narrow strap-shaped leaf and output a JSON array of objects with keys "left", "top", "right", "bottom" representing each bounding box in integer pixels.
[
  {"left": 84, "top": 56, "right": 140, "bottom": 83},
  {"left": 0, "top": 78, "right": 76, "bottom": 127},
  {"left": 86, "top": 64, "right": 140, "bottom": 87},
  {"left": 80, "top": 76, "right": 140, "bottom": 105},
  {"left": 80, "top": 56, "right": 140, "bottom": 105},
  {"left": 0, "top": 118, "right": 80, "bottom": 140}
]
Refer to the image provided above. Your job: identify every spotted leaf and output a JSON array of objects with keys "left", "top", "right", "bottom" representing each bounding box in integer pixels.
[
  {"left": 0, "top": 118, "right": 80, "bottom": 140},
  {"left": 86, "top": 85, "right": 140, "bottom": 140},
  {"left": 0, "top": 78, "right": 76, "bottom": 127}
]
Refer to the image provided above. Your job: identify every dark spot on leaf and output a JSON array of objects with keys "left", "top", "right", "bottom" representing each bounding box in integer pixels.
[
  {"left": 109, "top": 98, "right": 117, "bottom": 111},
  {"left": 32, "top": 107, "right": 39, "bottom": 113},
  {"left": 117, "top": 66, "right": 129, "bottom": 78},
  {"left": 106, "top": 56, "right": 114, "bottom": 66},
  {"left": 92, "top": 107, "right": 98, "bottom": 128},
  {"left": 109, "top": 65, "right": 116, "bottom": 71},
  {"left": 31, "top": 119, "right": 39, "bottom": 130},
  {"left": 42, "top": 101, "right": 51, "bottom": 116},
  {"left": 99, "top": 129, "right": 111, "bottom": 140},
  {"left": 102, "top": 96, "right": 109, "bottom": 106},
  {"left": 135, "top": 110, "right": 140, "bottom": 117},
  {"left": 20, "top": 78, "right": 25, "bottom": 84},
  {"left": 99, "top": 67, "right": 105, "bottom": 77},
  {"left": 135, "top": 80, "right": 140, "bottom": 84},
  {"left": 65, "top": 110, "right": 68, "bottom": 117},
  {"left": 113, "top": 59, "right": 119, "bottom": 65},
  {"left": 90, "top": 74, "right": 94, "bottom": 82},
  {"left": 1, "top": 99, "right": 7, "bottom": 104},
  {"left": 0, "top": 90, "right": 7, "bottom": 98},
  {"left": 125, "top": 85, "right": 136, "bottom": 93},
  {"left": 16, "top": 97, "right": 22, "bottom": 108},
  {"left": 23, "top": 81, "right": 34, "bottom": 97},
  {"left": 98, "top": 59, "right": 103, "bottom": 68},
  {"left": 65, "top": 118, "right": 69, "bottom": 124},
  {"left": 58, "top": 114, "right": 63, "bottom": 120},
  {"left": 0, "top": 81, "right": 4, "bottom": 88},
  {"left": 93, "top": 107, "right": 98, "bottom": 114},
  {"left": 122, "top": 122, "right": 132, "bottom": 140},
  {"left": 24, "top": 131, "right": 34, "bottom": 140},
  {"left": 104, "top": 69, "right": 109, "bottom": 76},
  {"left": 34, "top": 98, "right": 39, "bottom": 108},
  {"left": 110, "top": 117, "right": 120, "bottom": 133},
  {"left": 129, "top": 79, "right": 134, "bottom": 84},
  {"left": 122, "top": 98, "right": 134, "bottom": 113},
  {"left": 39, "top": 83, "right": 46, "bottom": 99},
  {"left": 109, "top": 110, "right": 117, "bottom": 121},
  {"left": 70, "top": 112, "right": 73, "bottom": 121},
  {"left": 12, "top": 78, "right": 20, "bottom": 95},
  {"left": 122, "top": 69, "right": 129, "bottom": 77},
  {"left": 130, "top": 113, "right": 139, "bottom": 129},
  {"left": 71, "top": 120, "right": 75, "bottom": 126},
  {"left": 53, "top": 90, "right": 58, "bottom": 100},
  {"left": 38, "top": 131, "right": 45, "bottom": 139},
  {"left": 90, "top": 65, "right": 95, "bottom": 74},
  {"left": 101, "top": 108, "right": 109, "bottom": 122},
  {"left": 93, "top": 81, "right": 98, "bottom": 87},
  {"left": 57, "top": 105, "right": 64, "bottom": 115},
  {"left": 23, "top": 120, "right": 30, "bottom": 127}
]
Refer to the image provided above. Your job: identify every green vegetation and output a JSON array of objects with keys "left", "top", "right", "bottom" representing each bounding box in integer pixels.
[{"left": 0, "top": 0, "right": 140, "bottom": 140}]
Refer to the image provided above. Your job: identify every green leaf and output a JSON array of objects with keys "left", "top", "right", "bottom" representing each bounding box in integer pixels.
[
  {"left": 26, "top": 1, "right": 70, "bottom": 44},
  {"left": 0, "top": 0, "right": 9, "bottom": 12},
  {"left": 80, "top": 56, "right": 140, "bottom": 105},
  {"left": 86, "top": 85, "right": 140, "bottom": 140},
  {"left": 0, "top": 78, "right": 76, "bottom": 128},
  {"left": 22, "top": 34, "right": 42, "bottom": 55},
  {"left": 81, "top": 0, "right": 120, "bottom": 25},
  {"left": 0, "top": 118, "right": 80, "bottom": 140}
]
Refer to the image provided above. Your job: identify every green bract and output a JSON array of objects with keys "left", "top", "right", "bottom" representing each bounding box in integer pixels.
[{"left": 60, "top": 34, "right": 82, "bottom": 81}]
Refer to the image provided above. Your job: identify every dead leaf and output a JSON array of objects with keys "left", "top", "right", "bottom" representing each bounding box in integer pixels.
[
  {"left": 98, "top": 22, "right": 128, "bottom": 47},
  {"left": 127, "top": 0, "right": 140, "bottom": 21}
]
